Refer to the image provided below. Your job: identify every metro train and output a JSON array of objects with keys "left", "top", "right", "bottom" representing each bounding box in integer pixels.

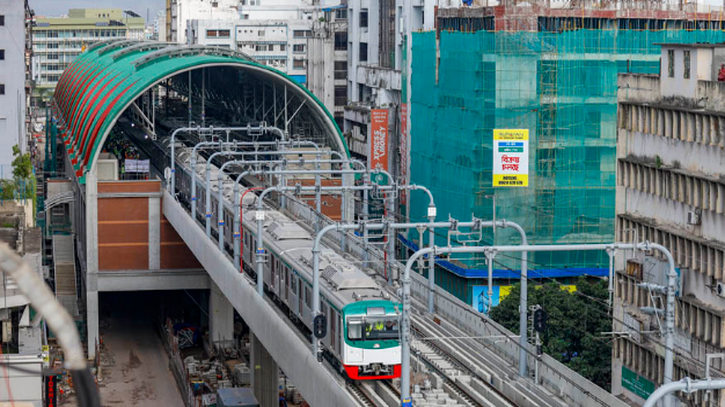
[{"left": 131, "top": 124, "right": 402, "bottom": 380}]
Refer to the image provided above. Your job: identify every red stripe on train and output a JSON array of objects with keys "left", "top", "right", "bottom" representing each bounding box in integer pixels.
[{"left": 343, "top": 364, "right": 401, "bottom": 380}]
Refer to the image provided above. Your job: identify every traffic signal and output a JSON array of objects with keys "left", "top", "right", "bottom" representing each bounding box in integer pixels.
[
  {"left": 533, "top": 308, "right": 547, "bottom": 333},
  {"left": 313, "top": 314, "right": 327, "bottom": 339}
]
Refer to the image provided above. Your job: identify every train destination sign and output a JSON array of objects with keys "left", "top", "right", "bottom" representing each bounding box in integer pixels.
[{"left": 493, "top": 129, "right": 529, "bottom": 187}]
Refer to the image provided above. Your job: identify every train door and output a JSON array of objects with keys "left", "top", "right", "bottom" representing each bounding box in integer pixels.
[
  {"left": 298, "top": 278, "right": 303, "bottom": 317},
  {"left": 284, "top": 267, "right": 289, "bottom": 302},
  {"left": 330, "top": 308, "right": 336, "bottom": 354}
]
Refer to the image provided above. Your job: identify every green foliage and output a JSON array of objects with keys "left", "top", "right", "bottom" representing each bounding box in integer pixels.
[
  {"left": 12, "top": 145, "right": 33, "bottom": 180},
  {"left": 1, "top": 146, "right": 36, "bottom": 222},
  {"left": 489, "top": 277, "right": 612, "bottom": 390}
]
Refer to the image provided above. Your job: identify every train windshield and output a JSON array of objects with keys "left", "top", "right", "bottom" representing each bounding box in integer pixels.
[{"left": 347, "top": 317, "right": 399, "bottom": 341}]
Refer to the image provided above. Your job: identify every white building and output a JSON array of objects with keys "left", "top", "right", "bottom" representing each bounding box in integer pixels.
[
  {"left": 32, "top": 9, "right": 145, "bottom": 91},
  {"left": 168, "top": 0, "right": 240, "bottom": 44},
  {"left": 613, "top": 43, "right": 725, "bottom": 405},
  {"left": 0, "top": 0, "right": 30, "bottom": 176},
  {"left": 189, "top": 18, "right": 314, "bottom": 84},
  {"left": 154, "top": 10, "right": 167, "bottom": 41},
  {"left": 344, "top": 0, "right": 434, "bottom": 159},
  {"left": 306, "top": 5, "right": 347, "bottom": 129}
]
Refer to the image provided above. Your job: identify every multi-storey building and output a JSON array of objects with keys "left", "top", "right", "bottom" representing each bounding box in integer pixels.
[
  {"left": 188, "top": 18, "right": 313, "bottom": 84},
  {"left": 613, "top": 43, "right": 725, "bottom": 406},
  {"left": 168, "top": 0, "right": 240, "bottom": 44},
  {"left": 0, "top": 0, "right": 32, "bottom": 176},
  {"left": 398, "top": 4, "right": 725, "bottom": 309},
  {"left": 32, "top": 9, "right": 145, "bottom": 91},
  {"left": 154, "top": 10, "right": 167, "bottom": 41},
  {"left": 306, "top": 5, "right": 348, "bottom": 129},
  {"left": 344, "top": 0, "right": 434, "bottom": 159}
]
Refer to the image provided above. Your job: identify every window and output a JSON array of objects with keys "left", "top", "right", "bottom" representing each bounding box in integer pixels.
[
  {"left": 334, "top": 86, "right": 347, "bottom": 105},
  {"left": 359, "top": 43, "right": 368, "bottom": 62},
  {"left": 334, "top": 61, "right": 347, "bottom": 80},
  {"left": 279, "top": 44, "right": 286, "bottom": 52},
  {"left": 218, "top": 29, "right": 230, "bottom": 38},
  {"left": 293, "top": 59, "right": 306, "bottom": 69},
  {"left": 0, "top": 50, "right": 4, "bottom": 60},
  {"left": 347, "top": 318, "right": 363, "bottom": 340},
  {"left": 255, "top": 44, "right": 268, "bottom": 51},
  {"left": 335, "top": 9, "right": 347, "bottom": 20},
  {"left": 683, "top": 50, "right": 691, "bottom": 79},
  {"left": 305, "top": 287, "right": 311, "bottom": 308},
  {"left": 293, "top": 30, "right": 311, "bottom": 38},
  {"left": 667, "top": 49, "right": 674, "bottom": 78},
  {"left": 334, "top": 32, "right": 347, "bottom": 51},
  {"left": 293, "top": 44, "right": 305, "bottom": 53},
  {"left": 364, "top": 317, "right": 399, "bottom": 340},
  {"left": 0, "top": 84, "right": 4, "bottom": 95},
  {"left": 258, "top": 30, "right": 265, "bottom": 36},
  {"left": 360, "top": 9, "right": 368, "bottom": 28},
  {"left": 0, "top": 16, "right": 4, "bottom": 26}
]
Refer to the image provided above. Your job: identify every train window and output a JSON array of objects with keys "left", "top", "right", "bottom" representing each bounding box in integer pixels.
[
  {"left": 347, "top": 318, "right": 363, "bottom": 340},
  {"left": 305, "top": 287, "right": 311, "bottom": 308},
  {"left": 291, "top": 275, "right": 296, "bottom": 291},
  {"left": 364, "top": 317, "right": 399, "bottom": 340}
]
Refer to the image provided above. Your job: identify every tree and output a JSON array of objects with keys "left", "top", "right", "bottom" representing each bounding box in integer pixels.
[
  {"left": 489, "top": 277, "right": 612, "bottom": 390},
  {"left": 11, "top": 145, "right": 32, "bottom": 180}
]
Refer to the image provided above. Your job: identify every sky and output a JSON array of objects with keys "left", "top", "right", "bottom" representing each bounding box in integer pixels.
[{"left": 30, "top": 0, "right": 165, "bottom": 21}]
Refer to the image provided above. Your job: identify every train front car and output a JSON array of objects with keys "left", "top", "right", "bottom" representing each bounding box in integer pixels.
[{"left": 342, "top": 300, "right": 401, "bottom": 380}]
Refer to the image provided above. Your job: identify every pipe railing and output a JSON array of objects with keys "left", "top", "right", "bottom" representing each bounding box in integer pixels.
[
  {"left": 400, "top": 241, "right": 676, "bottom": 407},
  {"left": 169, "top": 125, "right": 285, "bottom": 193},
  {"left": 643, "top": 377, "right": 725, "bottom": 407},
  {"left": 213, "top": 158, "right": 357, "bottom": 245},
  {"left": 189, "top": 139, "right": 321, "bottom": 215},
  {"left": 310, "top": 219, "right": 523, "bottom": 360}
]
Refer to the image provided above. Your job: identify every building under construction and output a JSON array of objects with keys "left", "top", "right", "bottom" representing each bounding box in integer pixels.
[{"left": 406, "top": 1, "right": 725, "bottom": 304}]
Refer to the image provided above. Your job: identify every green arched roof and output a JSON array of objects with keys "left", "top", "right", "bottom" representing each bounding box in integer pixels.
[{"left": 52, "top": 40, "right": 349, "bottom": 183}]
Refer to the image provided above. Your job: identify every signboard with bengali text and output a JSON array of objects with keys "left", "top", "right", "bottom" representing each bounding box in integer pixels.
[
  {"left": 493, "top": 129, "right": 529, "bottom": 187},
  {"left": 621, "top": 366, "right": 654, "bottom": 400}
]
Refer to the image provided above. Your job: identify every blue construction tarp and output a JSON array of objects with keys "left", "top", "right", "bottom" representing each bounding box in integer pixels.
[{"left": 397, "top": 234, "right": 607, "bottom": 280}]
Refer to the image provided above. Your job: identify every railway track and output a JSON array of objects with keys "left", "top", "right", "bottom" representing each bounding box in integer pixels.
[{"left": 410, "top": 306, "right": 567, "bottom": 407}]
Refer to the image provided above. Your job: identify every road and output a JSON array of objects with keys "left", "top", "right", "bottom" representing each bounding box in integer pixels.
[{"left": 95, "top": 292, "right": 184, "bottom": 406}]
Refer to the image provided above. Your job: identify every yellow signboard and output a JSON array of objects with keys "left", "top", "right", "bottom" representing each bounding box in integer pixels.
[{"left": 493, "top": 129, "right": 529, "bottom": 187}]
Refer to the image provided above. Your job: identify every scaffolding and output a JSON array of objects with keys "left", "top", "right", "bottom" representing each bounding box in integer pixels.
[{"left": 409, "top": 27, "right": 725, "bottom": 272}]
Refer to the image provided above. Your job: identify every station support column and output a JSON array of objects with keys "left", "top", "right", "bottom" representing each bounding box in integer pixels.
[
  {"left": 208, "top": 281, "right": 234, "bottom": 346},
  {"left": 251, "top": 333, "right": 279, "bottom": 407}
]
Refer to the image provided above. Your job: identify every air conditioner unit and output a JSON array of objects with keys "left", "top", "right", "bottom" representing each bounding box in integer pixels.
[
  {"left": 687, "top": 208, "right": 702, "bottom": 226},
  {"left": 717, "top": 282, "right": 725, "bottom": 298}
]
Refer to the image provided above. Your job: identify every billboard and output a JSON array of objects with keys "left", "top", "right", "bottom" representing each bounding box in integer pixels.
[
  {"left": 472, "top": 286, "right": 512, "bottom": 315},
  {"left": 369, "top": 109, "right": 389, "bottom": 185},
  {"left": 493, "top": 129, "right": 529, "bottom": 187},
  {"left": 399, "top": 104, "right": 408, "bottom": 204},
  {"left": 472, "top": 284, "right": 577, "bottom": 315}
]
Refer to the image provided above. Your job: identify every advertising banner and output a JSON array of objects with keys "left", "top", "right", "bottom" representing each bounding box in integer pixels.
[
  {"left": 472, "top": 284, "right": 577, "bottom": 315},
  {"left": 369, "top": 109, "right": 390, "bottom": 185},
  {"left": 493, "top": 129, "right": 529, "bottom": 187}
]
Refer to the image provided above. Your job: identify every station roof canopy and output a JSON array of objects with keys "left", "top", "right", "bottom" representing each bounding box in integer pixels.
[{"left": 51, "top": 40, "right": 348, "bottom": 183}]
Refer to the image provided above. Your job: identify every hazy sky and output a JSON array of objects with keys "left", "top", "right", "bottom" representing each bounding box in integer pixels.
[{"left": 30, "top": 0, "right": 165, "bottom": 21}]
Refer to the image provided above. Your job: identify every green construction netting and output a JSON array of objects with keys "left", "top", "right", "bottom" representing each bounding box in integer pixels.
[{"left": 409, "top": 29, "right": 725, "bottom": 271}]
